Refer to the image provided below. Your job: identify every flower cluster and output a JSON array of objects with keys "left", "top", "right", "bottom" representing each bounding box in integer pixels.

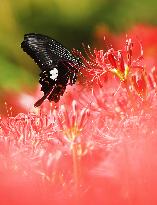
[{"left": 1, "top": 25, "right": 157, "bottom": 205}]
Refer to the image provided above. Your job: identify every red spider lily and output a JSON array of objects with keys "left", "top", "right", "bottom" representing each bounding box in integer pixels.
[
  {"left": 0, "top": 100, "right": 96, "bottom": 204},
  {"left": 1, "top": 33, "right": 157, "bottom": 205},
  {"left": 74, "top": 36, "right": 157, "bottom": 101}
]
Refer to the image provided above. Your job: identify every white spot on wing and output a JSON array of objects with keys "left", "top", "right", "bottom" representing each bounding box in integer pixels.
[{"left": 50, "top": 67, "right": 58, "bottom": 81}]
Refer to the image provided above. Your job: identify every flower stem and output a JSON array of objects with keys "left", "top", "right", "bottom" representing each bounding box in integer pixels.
[{"left": 71, "top": 142, "right": 81, "bottom": 204}]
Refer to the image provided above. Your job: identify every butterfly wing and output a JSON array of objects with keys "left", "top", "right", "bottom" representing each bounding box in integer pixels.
[{"left": 21, "top": 33, "right": 81, "bottom": 106}]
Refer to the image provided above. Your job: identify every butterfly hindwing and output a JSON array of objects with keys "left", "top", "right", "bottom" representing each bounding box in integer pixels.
[{"left": 21, "top": 33, "right": 81, "bottom": 106}]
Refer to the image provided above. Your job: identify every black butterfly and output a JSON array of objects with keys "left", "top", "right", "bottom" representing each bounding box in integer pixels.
[{"left": 21, "top": 33, "right": 82, "bottom": 107}]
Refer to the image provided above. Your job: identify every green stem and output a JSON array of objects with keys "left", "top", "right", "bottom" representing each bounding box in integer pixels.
[{"left": 72, "top": 142, "right": 81, "bottom": 204}]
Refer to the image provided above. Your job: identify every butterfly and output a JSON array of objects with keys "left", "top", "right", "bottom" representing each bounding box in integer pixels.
[{"left": 21, "top": 33, "right": 82, "bottom": 107}]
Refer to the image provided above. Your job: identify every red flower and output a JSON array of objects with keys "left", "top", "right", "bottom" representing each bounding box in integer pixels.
[{"left": 1, "top": 32, "right": 157, "bottom": 205}]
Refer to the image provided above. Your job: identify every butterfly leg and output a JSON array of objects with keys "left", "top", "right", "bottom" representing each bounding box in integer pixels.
[{"left": 34, "top": 88, "right": 52, "bottom": 107}]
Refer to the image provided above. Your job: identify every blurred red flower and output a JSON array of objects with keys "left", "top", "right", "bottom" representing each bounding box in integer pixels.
[{"left": 94, "top": 24, "right": 157, "bottom": 69}]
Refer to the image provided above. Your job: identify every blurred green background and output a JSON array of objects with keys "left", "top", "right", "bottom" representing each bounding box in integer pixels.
[{"left": 0, "top": 0, "right": 157, "bottom": 113}]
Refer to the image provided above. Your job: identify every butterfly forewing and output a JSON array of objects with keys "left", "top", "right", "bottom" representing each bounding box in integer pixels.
[{"left": 21, "top": 33, "right": 81, "bottom": 106}]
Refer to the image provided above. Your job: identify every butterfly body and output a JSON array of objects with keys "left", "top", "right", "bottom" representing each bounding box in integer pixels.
[{"left": 21, "top": 33, "right": 81, "bottom": 107}]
